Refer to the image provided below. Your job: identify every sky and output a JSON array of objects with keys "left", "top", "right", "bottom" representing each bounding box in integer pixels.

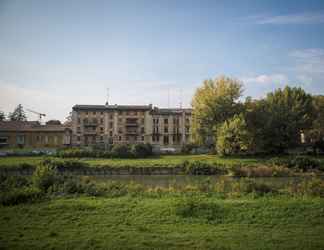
[{"left": 0, "top": 0, "right": 324, "bottom": 121}]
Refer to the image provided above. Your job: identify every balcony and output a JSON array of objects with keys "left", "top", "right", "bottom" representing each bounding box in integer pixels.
[
  {"left": 125, "top": 118, "right": 138, "bottom": 127},
  {"left": 126, "top": 129, "right": 138, "bottom": 135}
]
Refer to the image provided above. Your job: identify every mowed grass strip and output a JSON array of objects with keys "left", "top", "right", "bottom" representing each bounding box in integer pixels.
[
  {"left": 0, "top": 154, "right": 266, "bottom": 168},
  {"left": 0, "top": 196, "right": 323, "bottom": 249}
]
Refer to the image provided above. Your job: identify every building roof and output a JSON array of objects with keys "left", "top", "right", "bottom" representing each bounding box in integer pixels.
[
  {"left": 151, "top": 108, "right": 192, "bottom": 115},
  {"left": 72, "top": 104, "right": 153, "bottom": 111},
  {"left": 0, "top": 121, "right": 70, "bottom": 132}
]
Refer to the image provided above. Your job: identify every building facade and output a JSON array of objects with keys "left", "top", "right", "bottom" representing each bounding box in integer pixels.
[
  {"left": 0, "top": 121, "right": 72, "bottom": 148},
  {"left": 71, "top": 104, "right": 192, "bottom": 150}
]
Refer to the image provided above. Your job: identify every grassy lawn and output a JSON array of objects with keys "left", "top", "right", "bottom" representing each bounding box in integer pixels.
[
  {"left": 0, "top": 196, "right": 323, "bottom": 249},
  {"left": 0, "top": 154, "right": 267, "bottom": 167},
  {"left": 0, "top": 154, "right": 324, "bottom": 169}
]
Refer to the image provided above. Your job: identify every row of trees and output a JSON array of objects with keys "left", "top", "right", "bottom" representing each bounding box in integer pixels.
[
  {"left": 0, "top": 104, "right": 27, "bottom": 121},
  {"left": 191, "top": 76, "right": 324, "bottom": 155}
]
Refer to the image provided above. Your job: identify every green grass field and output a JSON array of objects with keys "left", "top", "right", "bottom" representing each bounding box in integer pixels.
[
  {"left": 0, "top": 154, "right": 271, "bottom": 167},
  {"left": 0, "top": 196, "right": 323, "bottom": 249}
]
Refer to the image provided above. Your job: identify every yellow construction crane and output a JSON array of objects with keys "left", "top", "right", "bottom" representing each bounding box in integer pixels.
[{"left": 26, "top": 108, "right": 46, "bottom": 123}]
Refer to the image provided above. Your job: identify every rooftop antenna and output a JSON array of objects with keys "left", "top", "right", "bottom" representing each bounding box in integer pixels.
[
  {"left": 179, "top": 88, "right": 183, "bottom": 109},
  {"left": 168, "top": 87, "right": 170, "bottom": 108},
  {"left": 105, "top": 88, "right": 110, "bottom": 106}
]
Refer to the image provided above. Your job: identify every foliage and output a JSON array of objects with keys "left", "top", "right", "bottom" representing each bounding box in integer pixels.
[
  {"left": 191, "top": 75, "right": 243, "bottom": 147},
  {"left": 130, "top": 143, "right": 153, "bottom": 158},
  {"left": 183, "top": 160, "right": 225, "bottom": 175},
  {"left": 0, "top": 187, "right": 44, "bottom": 206},
  {"left": 269, "top": 156, "right": 321, "bottom": 172},
  {"left": 307, "top": 95, "right": 324, "bottom": 154},
  {"left": 229, "top": 165, "right": 291, "bottom": 177},
  {"left": 175, "top": 196, "right": 223, "bottom": 221},
  {"left": 8, "top": 104, "right": 27, "bottom": 121},
  {"left": 216, "top": 114, "right": 251, "bottom": 156},
  {"left": 0, "top": 110, "right": 5, "bottom": 121},
  {"left": 286, "top": 178, "right": 324, "bottom": 197},
  {"left": 261, "top": 87, "right": 314, "bottom": 153},
  {"left": 32, "top": 161, "right": 61, "bottom": 192}
]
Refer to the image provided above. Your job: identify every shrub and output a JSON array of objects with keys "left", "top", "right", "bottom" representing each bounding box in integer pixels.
[
  {"left": 0, "top": 175, "right": 31, "bottom": 192},
  {"left": 111, "top": 144, "right": 132, "bottom": 158},
  {"left": 184, "top": 161, "right": 224, "bottom": 175},
  {"left": 32, "top": 162, "right": 61, "bottom": 192},
  {"left": 175, "top": 196, "right": 223, "bottom": 221},
  {"left": 229, "top": 179, "right": 276, "bottom": 196},
  {"left": 130, "top": 143, "right": 153, "bottom": 158},
  {"left": 0, "top": 187, "right": 44, "bottom": 206},
  {"left": 229, "top": 165, "right": 291, "bottom": 177},
  {"left": 216, "top": 114, "right": 252, "bottom": 156},
  {"left": 286, "top": 178, "right": 324, "bottom": 197},
  {"left": 269, "top": 156, "right": 320, "bottom": 172}
]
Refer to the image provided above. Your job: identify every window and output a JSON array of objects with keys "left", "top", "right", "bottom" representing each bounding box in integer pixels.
[
  {"left": 186, "top": 118, "right": 190, "bottom": 124},
  {"left": 118, "top": 118, "right": 122, "bottom": 123},
  {"left": 77, "top": 118, "right": 81, "bottom": 124},
  {"left": 141, "top": 118, "right": 144, "bottom": 124},
  {"left": 164, "top": 127, "right": 168, "bottom": 133},
  {"left": 100, "top": 118, "right": 104, "bottom": 124},
  {"left": 92, "top": 118, "right": 97, "bottom": 124},
  {"left": 164, "top": 118, "right": 168, "bottom": 124},
  {"left": 100, "top": 136, "right": 103, "bottom": 141},
  {"left": 93, "top": 111, "right": 96, "bottom": 115},
  {"left": 163, "top": 135, "right": 169, "bottom": 145},
  {"left": 119, "top": 136, "right": 122, "bottom": 141},
  {"left": 100, "top": 112, "right": 104, "bottom": 115},
  {"left": 100, "top": 127, "right": 104, "bottom": 133},
  {"left": 77, "top": 136, "right": 81, "bottom": 142},
  {"left": 141, "top": 127, "right": 145, "bottom": 133},
  {"left": 0, "top": 137, "right": 8, "bottom": 145},
  {"left": 141, "top": 136, "right": 144, "bottom": 141},
  {"left": 85, "top": 112, "right": 88, "bottom": 115},
  {"left": 54, "top": 136, "right": 58, "bottom": 144},
  {"left": 109, "top": 114, "right": 113, "bottom": 119},
  {"left": 84, "top": 118, "right": 88, "bottom": 124},
  {"left": 118, "top": 128, "right": 123, "bottom": 134},
  {"left": 77, "top": 127, "right": 81, "bottom": 133},
  {"left": 16, "top": 135, "right": 25, "bottom": 144},
  {"left": 109, "top": 122, "right": 113, "bottom": 129},
  {"left": 109, "top": 131, "right": 113, "bottom": 136}
]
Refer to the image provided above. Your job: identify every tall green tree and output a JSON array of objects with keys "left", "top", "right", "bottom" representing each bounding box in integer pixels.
[
  {"left": 191, "top": 76, "right": 243, "bottom": 146},
  {"left": 8, "top": 104, "right": 27, "bottom": 121},
  {"left": 307, "top": 95, "right": 324, "bottom": 153},
  {"left": 0, "top": 110, "right": 5, "bottom": 121},
  {"left": 261, "top": 86, "right": 315, "bottom": 153},
  {"left": 216, "top": 114, "right": 251, "bottom": 156}
]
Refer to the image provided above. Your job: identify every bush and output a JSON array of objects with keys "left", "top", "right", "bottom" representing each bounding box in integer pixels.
[
  {"left": 184, "top": 161, "right": 224, "bottom": 175},
  {"left": 111, "top": 144, "right": 133, "bottom": 158},
  {"left": 286, "top": 178, "right": 324, "bottom": 197},
  {"left": 0, "top": 175, "right": 31, "bottom": 192},
  {"left": 269, "top": 156, "right": 321, "bottom": 172},
  {"left": 175, "top": 196, "right": 223, "bottom": 221},
  {"left": 229, "top": 179, "right": 276, "bottom": 196},
  {"left": 229, "top": 165, "right": 291, "bottom": 177},
  {"left": 32, "top": 162, "right": 61, "bottom": 192},
  {"left": 0, "top": 187, "right": 44, "bottom": 206},
  {"left": 130, "top": 143, "right": 153, "bottom": 158}
]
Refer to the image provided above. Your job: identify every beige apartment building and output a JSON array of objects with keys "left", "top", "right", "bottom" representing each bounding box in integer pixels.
[{"left": 71, "top": 103, "right": 192, "bottom": 150}]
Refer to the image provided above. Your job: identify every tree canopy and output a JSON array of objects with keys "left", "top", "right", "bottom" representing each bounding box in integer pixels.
[
  {"left": 8, "top": 104, "right": 27, "bottom": 121},
  {"left": 191, "top": 76, "right": 243, "bottom": 146}
]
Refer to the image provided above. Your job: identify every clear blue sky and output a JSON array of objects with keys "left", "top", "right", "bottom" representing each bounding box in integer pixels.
[{"left": 1, "top": 0, "right": 324, "bottom": 121}]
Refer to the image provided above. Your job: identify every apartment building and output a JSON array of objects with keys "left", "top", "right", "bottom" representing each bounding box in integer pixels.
[{"left": 71, "top": 103, "right": 192, "bottom": 150}]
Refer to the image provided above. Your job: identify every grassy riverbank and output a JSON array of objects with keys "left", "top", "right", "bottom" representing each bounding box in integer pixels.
[
  {"left": 0, "top": 195, "right": 323, "bottom": 250},
  {"left": 1, "top": 154, "right": 324, "bottom": 168}
]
